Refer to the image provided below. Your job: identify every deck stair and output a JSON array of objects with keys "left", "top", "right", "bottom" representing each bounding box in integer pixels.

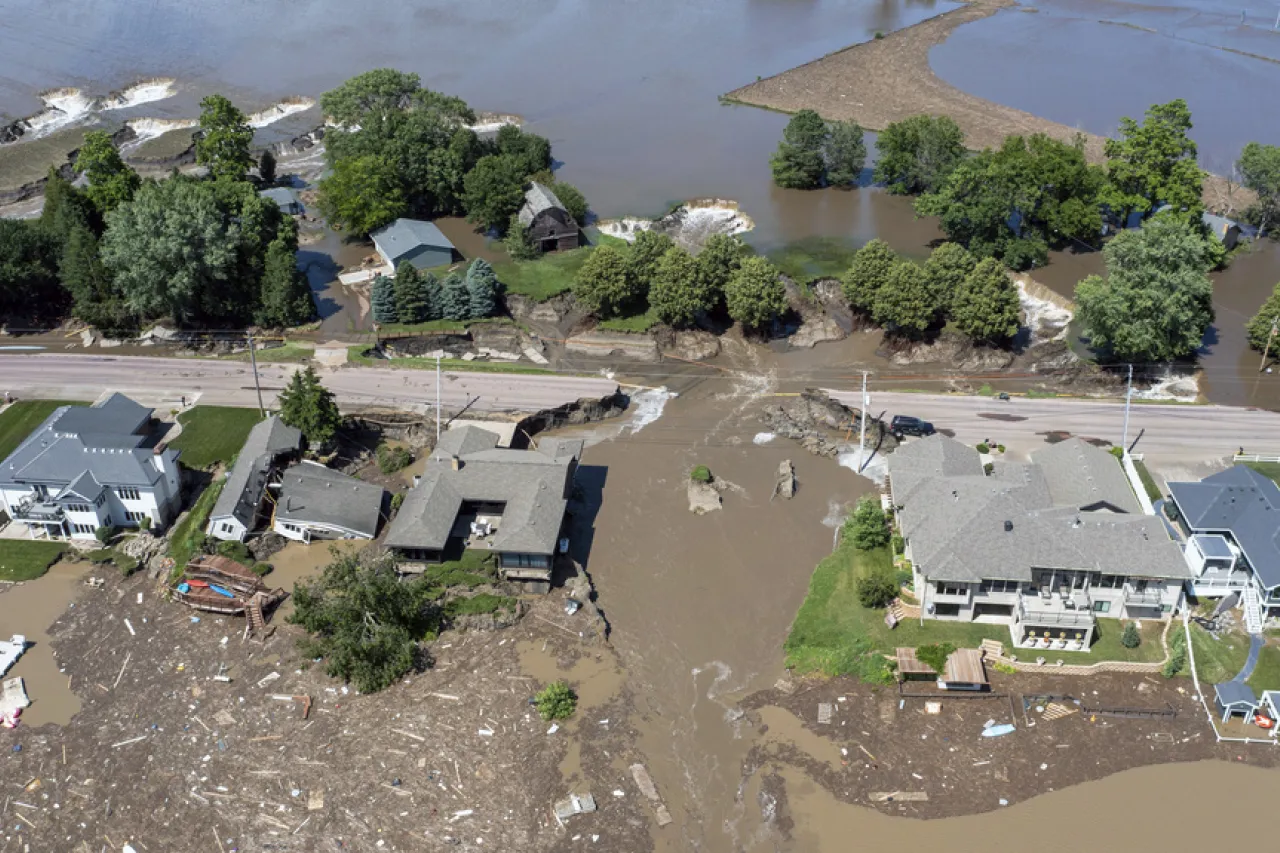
[
  {"left": 979, "top": 639, "right": 1005, "bottom": 659},
  {"left": 1243, "top": 585, "right": 1264, "bottom": 635}
]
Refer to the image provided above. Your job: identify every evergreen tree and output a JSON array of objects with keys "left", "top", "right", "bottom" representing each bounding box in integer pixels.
[
  {"left": 256, "top": 234, "right": 315, "bottom": 328},
  {"left": 419, "top": 271, "right": 443, "bottom": 321},
  {"left": 278, "top": 366, "right": 342, "bottom": 446},
  {"left": 1120, "top": 622, "right": 1141, "bottom": 649},
  {"left": 770, "top": 109, "right": 827, "bottom": 189},
  {"left": 725, "top": 256, "right": 786, "bottom": 331},
  {"left": 439, "top": 272, "right": 471, "bottom": 320},
  {"left": 503, "top": 214, "right": 540, "bottom": 260},
  {"left": 393, "top": 262, "right": 428, "bottom": 323},
  {"left": 951, "top": 258, "right": 1022, "bottom": 344},
  {"left": 922, "top": 242, "right": 977, "bottom": 314},
  {"left": 371, "top": 274, "right": 398, "bottom": 324},
  {"left": 841, "top": 239, "right": 897, "bottom": 314},
  {"left": 464, "top": 258, "right": 499, "bottom": 318},
  {"left": 824, "top": 120, "right": 867, "bottom": 187},
  {"left": 872, "top": 261, "right": 940, "bottom": 337},
  {"left": 258, "top": 149, "right": 277, "bottom": 185},
  {"left": 648, "top": 246, "right": 709, "bottom": 328}
]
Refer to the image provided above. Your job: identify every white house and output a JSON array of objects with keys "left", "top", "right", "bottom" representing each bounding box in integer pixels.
[
  {"left": 273, "top": 461, "right": 384, "bottom": 542},
  {"left": 0, "top": 394, "right": 181, "bottom": 538},
  {"left": 206, "top": 415, "right": 301, "bottom": 542}
]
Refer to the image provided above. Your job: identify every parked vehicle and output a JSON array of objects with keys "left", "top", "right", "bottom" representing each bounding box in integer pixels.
[{"left": 890, "top": 415, "right": 935, "bottom": 439}]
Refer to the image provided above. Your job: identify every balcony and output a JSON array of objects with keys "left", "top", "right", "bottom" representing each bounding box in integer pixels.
[
  {"left": 11, "top": 498, "right": 64, "bottom": 524},
  {"left": 1123, "top": 584, "right": 1164, "bottom": 608},
  {"left": 1018, "top": 607, "right": 1096, "bottom": 629}
]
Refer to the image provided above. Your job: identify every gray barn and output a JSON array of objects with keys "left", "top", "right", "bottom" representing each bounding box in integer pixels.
[
  {"left": 371, "top": 219, "right": 459, "bottom": 271},
  {"left": 518, "top": 182, "right": 579, "bottom": 252}
]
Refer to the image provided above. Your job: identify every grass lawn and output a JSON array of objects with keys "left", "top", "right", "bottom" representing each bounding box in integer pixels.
[
  {"left": 786, "top": 537, "right": 1166, "bottom": 680},
  {"left": 492, "top": 246, "right": 594, "bottom": 301},
  {"left": 167, "top": 480, "right": 224, "bottom": 571},
  {"left": 598, "top": 309, "right": 660, "bottom": 333},
  {"left": 347, "top": 347, "right": 553, "bottom": 375},
  {"left": 1247, "top": 641, "right": 1280, "bottom": 692},
  {"left": 1244, "top": 461, "right": 1280, "bottom": 487},
  {"left": 1188, "top": 622, "right": 1252, "bottom": 684},
  {"left": 170, "top": 406, "right": 264, "bottom": 470},
  {"left": 0, "top": 540, "right": 68, "bottom": 582},
  {"left": 0, "top": 400, "right": 81, "bottom": 460},
  {"left": 1132, "top": 458, "right": 1164, "bottom": 503}
]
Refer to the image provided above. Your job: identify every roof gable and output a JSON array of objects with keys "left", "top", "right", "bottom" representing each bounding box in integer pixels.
[
  {"left": 1169, "top": 465, "right": 1280, "bottom": 588},
  {"left": 517, "top": 182, "right": 568, "bottom": 227},
  {"left": 371, "top": 218, "right": 455, "bottom": 261}
]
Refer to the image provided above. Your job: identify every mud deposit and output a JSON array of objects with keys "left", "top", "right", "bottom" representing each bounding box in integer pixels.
[{"left": 0, "top": 561, "right": 86, "bottom": 726}]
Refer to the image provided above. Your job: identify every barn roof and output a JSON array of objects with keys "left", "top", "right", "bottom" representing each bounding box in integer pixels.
[{"left": 517, "top": 182, "right": 567, "bottom": 227}]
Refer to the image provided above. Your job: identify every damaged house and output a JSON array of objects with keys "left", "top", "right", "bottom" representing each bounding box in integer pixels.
[{"left": 206, "top": 415, "right": 301, "bottom": 542}]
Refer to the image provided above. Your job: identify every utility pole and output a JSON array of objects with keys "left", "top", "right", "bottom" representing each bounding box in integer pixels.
[
  {"left": 1260, "top": 318, "right": 1279, "bottom": 372},
  {"left": 858, "top": 370, "right": 869, "bottom": 473},
  {"left": 1120, "top": 363, "right": 1133, "bottom": 456},
  {"left": 435, "top": 354, "right": 442, "bottom": 445},
  {"left": 247, "top": 333, "right": 266, "bottom": 417}
]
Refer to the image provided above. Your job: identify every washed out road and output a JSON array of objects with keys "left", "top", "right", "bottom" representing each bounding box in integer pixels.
[
  {"left": 831, "top": 389, "right": 1280, "bottom": 466},
  {"left": 0, "top": 354, "right": 618, "bottom": 414}
]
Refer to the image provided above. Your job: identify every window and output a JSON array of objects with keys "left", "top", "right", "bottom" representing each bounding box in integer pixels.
[
  {"left": 95, "top": 494, "right": 106, "bottom": 507},
  {"left": 980, "top": 579, "right": 1017, "bottom": 594},
  {"left": 118, "top": 488, "right": 141, "bottom": 501},
  {"left": 125, "top": 510, "right": 148, "bottom": 523},
  {"left": 1161, "top": 604, "right": 1173, "bottom": 614},
  {"left": 936, "top": 583, "right": 967, "bottom": 597},
  {"left": 72, "top": 523, "right": 94, "bottom": 534},
  {"left": 501, "top": 553, "right": 549, "bottom": 569},
  {"left": 220, "top": 523, "right": 234, "bottom": 534},
  {"left": 282, "top": 523, "right": 300, "bottom": 533},
  {"left": 1093, "top": 600, "right": 1111, "bottom": 613},
  {"left": 67, "top": 503, "right": 91, "bottom": 514}
]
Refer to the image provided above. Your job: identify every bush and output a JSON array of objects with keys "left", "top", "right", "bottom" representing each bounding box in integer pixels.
[
  {"left": 86, "top": 548, "right": 115, "bottom": 564},
  {"left": 992, "top": 660, "right": 1017, "bottom": 675},
  {"left": 138, "top": 516, "right": 152, "bottom": 531},
  {"left": 996, "top": 444, "right": 1006, "bottom": 453},
  {"left": 976, "top": 442, "right": 990, "bottom": 454},
  {"left": 983, "top": 462, "right": 994, "bottom": 475},
  {"left": 891, "top": 533, "right": 904, "bottom": 555},
  {"left": 115, "top": 553, "right": 140, "bottom": 576},
  {"left": 915, "top": 642, "right": 955, "bottom": 674},
  {"left": 94, "top": 525, "right": 115, "bottom": 545},
  {"left": 390, "top": 492, "right": 405, "bottom": 512},
  {"left": 846, "top": 497, "right": 889, "bottom": 550},
  {"left": 1109, "top": 445, "right": 1124, "bottom": 459},
  {"left": 1120, "top": 622, "right": 1141, "bottom": 649},
  {"left": 1163, "top": 630, "right": 1187, "bottom": 678},
  {"left": 690, "top": 465, "right": 712, "bottom": 484},
  {"left": 376, "top": 443, "right": 413, "bottom": 475},
  {"left": 534, "top": 680, "right": 578, "bottom": 721},
  {"left": 895, "top": 569, "right": 913, "bottom": 589},
  {"left": 252, "top": 563, "right": 273, "bottom": 577},
  {"left": 854, "top": 565, "right": 899, "bottom": 609},
  {"left": 216, "top": 539, "right": 254, "bottom": 565}
]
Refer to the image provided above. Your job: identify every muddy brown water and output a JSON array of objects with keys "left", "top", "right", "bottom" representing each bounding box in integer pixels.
[{"left": 0, "top": 560, "right": 87, "bottom": 726}]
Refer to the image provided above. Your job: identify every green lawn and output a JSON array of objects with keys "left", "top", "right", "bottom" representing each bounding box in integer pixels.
[
  {"left": 598, "top": 308, "right": 661, "bottom": 333},
  {"left": 1248, "top": 642, "right": 1280, "bottom": 692},
  {"left": 0, "top": 540, "right": 68, "bottom": 582},
  {"left": 1244, "top": 461, "right": 1280, "bottom": 487},
  {"left": 1188, "top": 623, "right": 1252, "bottom": 684},
  {"left": 492, "top": 246, "right": 595, "bottom": 301},
  {"left": 0, "top": 400, "right": 82, "bottom": 460},
  {"left": 1132, "top": 458, "right": 1164, "bottom": 503},
  {"left": 170, "top": 406, "right": 264, "bottom": 470},
  {"left": 347, "top": 347, "right": 553, "bottom": 375},
  {"left": 419, "top": 548, "right": 498, "bottom": 589},
  {"left": 167, "top": 480, "right": 224, "bottom": 571}
]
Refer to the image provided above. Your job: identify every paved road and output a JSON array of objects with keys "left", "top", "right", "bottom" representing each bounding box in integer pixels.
[
  {"left": 0, "top": 354, "right": 619, "bottom": 415},
  {"left": 828, "top": 389, "right": 1280, "bottom": 466}
]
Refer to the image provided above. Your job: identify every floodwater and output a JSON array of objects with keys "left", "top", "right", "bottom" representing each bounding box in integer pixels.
[
  {"left": 0, "top": 560, "right": 87, "bottom": 726},
  {"left": 263, "top": 539, "right": 367, "bottom": 618}
]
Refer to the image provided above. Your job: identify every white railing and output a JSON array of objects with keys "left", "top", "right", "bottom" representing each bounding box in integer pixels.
[
  {"left": 1121, "top": 451, "right": 1155, "bottom": 515},
  {"left": 1244, "top": 585, "right": 1264, "bottom": 635},
  {"left": 1235, "top": 453, "right": 1280, "bottom": 464}
]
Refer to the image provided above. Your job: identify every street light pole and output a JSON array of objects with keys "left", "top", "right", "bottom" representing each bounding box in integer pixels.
[
  {"left": 1120, "top": 363, "right": 1133, "bottom": 456},
  {"left": 435, "top": 354, "right": 442, "bottom": 446},
  {"left": 247, "top": 333, "right": 266, "bottom": 417},
  {"left": 1260, "top": 318, "right": 1279, "bottom": 373},
  {"left": 858, "top": 370, "right": 869, "bottom": 472}
]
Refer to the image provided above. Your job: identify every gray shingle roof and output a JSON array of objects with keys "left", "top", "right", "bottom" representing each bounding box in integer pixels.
[
  {"left": 1033, "top": 438, "right": 1141, "bottom": 514},
  {"left": 209, "top": 415, "right": 301, "bottom": 528},
  {"left": 517, "top": 182, "right": 567, "bottom": 228},
  {"left": 385, "top": 426, "right": 582, "bottom": 555},
  {"left": 1215, "top": 681, "right": 1258, "bottom": 709},
  {"left": 259, "top": 187, "right": 303, "bottom": 213},
  {"left": 1168, "top": 465, "right": 1280, "bottom": 589},
  {"left": 276, "top": 462, "right": 384, "bottom": 538},
  {"left": 888, "top": 435, "right": 1188, "bottom": 584},
  {"left": 60, "top": 470, "right": 104, "bottom": 502},
  {"left": 370, "top": 218, "right": 455, "bottom": 263}
]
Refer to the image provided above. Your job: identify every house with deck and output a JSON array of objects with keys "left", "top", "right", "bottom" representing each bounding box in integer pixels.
[
  {"left": 272, "top": 461, "right": 385, "bottom": 542},
  {"left": 517, "top": 182, "right": 579, "bottom": 252},
  {"left": 206, "top": 415, "right": 301, "bottom": 542},
  {"left": 0, "top": 394, "right": 181, "bottom": 538},
  {"left": 384, "top": 425, "right": 582, "bottom": 588},
  {"left": 1167, "top": 465, "right": 1280, "bottom": 632},
  {"left": 888, "top": 436, "right": 1189, "bottom": 651}
]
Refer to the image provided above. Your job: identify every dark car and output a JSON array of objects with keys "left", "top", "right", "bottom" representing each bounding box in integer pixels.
[{"left": 890, "top": 415, "right": 935, "bottom": 438}]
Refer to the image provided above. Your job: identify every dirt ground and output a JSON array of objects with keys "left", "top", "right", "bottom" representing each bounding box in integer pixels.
[
  {"left": 723, "top": 0, "right": 1243, "bottom": 211},
  {"left": 0, "top": 569, "right": 651, "bottom": 853},
  {"left": 740, "top": 668, "right": 1280, "bottom": 825}
]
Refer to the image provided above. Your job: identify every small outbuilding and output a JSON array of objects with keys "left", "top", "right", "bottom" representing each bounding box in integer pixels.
[
  {"left": 517, "top": 182, "right": 579, "bottom": 252},
  {"left": 371, "top": 218, "right": 459, "bottom": 271},
  {"left": 273, "top": 461, "right": 385, "bottom": 542},
  {"left": 1202, "top": 212, "right": 1242, "bottom": 251},
  {"left": 895, "top": 648, "right": 936, "bottom": 681},
  {"left": 1213, "top": 682, "right": 1260, "bottom": 724},
  {"left": 259, "top": 187, "right": 304, "bottom": 216},
  {"left": 938, "top": 648, "right": 989, "bottom": 691}
]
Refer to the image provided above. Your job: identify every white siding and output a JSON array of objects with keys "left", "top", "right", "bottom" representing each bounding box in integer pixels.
[{"left": 207, "top": 515, "right": 248, "bottom": 542}]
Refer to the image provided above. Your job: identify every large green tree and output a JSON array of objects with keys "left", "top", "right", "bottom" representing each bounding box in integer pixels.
[
  {"left": 0, "top": 220, "right": 59, "bottom": 315},
  {"left": 278, "top": 365, "right": 342, "bottom": 446},
  {"left": 196, "top": 94, "right": 254, "bottom": 181},
  {"left": 1075, "top": 217, "right": 1214, "bottom": 362},
  {"left": 550, "top": 180, "right": 588, "bottom": 226},
  {"left": 439, "top": 272, "right": 470, "bottom": 320},
  {"left": 648, "top": 246, "right": 710, "bottom": 328},
  {"left": 60, "top": 223, "right": 131, "bottom": 332},
  {"left": 725, "top": 256, "right": 786, "bottom": 331},
  {"left": 393, "top": 262, "right": 427, "bottom": 323},
  {"left": 1238, "top": 142, "right": 1280, "bottom": 237},
  {"left": 921, "top": 242, "right": 977, "bottom": 313},
  {"left": 75, "top": 131, "right": 140, "bottom": 216},
  {"left": 626, "top": 230, "right": 675, "bottom": 299},
  {"left": 464, "top": 258, "right": 499, "bottom": 318},
  {"left": 255, "top": 223, "right": 315, "bottom": 328},
  {"left": 770, "top": 109, "right": 828, "bottom": 189},
  {"left": 873, "top": 115, "right": 967, "bottom": 195},
  {"left": 462, "top": 155, "right": 527, "bottom": 233},
  {"left": 574, "top": 245, "right": 640, "bottom": 318},
  {"left": 841, "top": 238, "right": 896, "bottom": 313},
  {"left": 872, "top": 261, "right": 939, "bottom": 337},
  {"left": 493, "top": 124, "right": 552, "bottom": 176},
  {"left": 371, "top": 274, "right": 398, "bottom": 324},
  {"left": 1100, "top": 99, "right": 1203, "bottom": 224},
  {"left": 951, "top": 257, "right": 1021, "bottom": 344},
  {"left": 317, "top": 155, "right": 406, "bottom": 236},
  {"left": 695, "top": 233, "right": 745, "bottom": 299},
  {"left": 1246, "top": 282, "right": 1280, "bottom": 352},
  {"left": 824, "top": 120, "right": 867, "bottom": 187}
]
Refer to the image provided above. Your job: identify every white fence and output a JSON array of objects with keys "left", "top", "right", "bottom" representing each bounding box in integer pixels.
[{"left": 1235, "top": 453, "right": 1280, "bottom": 464}]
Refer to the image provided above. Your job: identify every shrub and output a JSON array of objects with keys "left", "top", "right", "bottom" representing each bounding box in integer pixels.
[
  {"left": 846, "top": 497, "right": 889, "bottom": 550},
  {"left": 1120, "top": 622, "right": 1141, "bottom": 649},
  {"left": 1109, "top": 445, "right": 1124, "bottom": 459},
  {"left": 253, "top": 563, "right": 273, "bottom": 577},
  {"left": 138, "top": 516, "right": 152, "bottom": 531},
  {"left": 86, "top": 548, "right": 115, "bottom": 564},
  {"left": 895, "top": 569, "right": 913, "bottom": 589},
  {"left": 115, "top": 553, "right": 140, "bottom": 576},
  {"left": 216, "top": 539, "right": 254, "bottom": 565},
  {"left": 376, "top": 443, "right": 413, "bottom": 475},
  {"left": 992, "top": 660, "right": 1017, "bottom": 675},
  {"left": 983, "top": 462, "right": 994, "bottom": 475},
  {"left": 94, "top": 526, "right": 115, "bottom": 544},
  {"left": 534, "top": 680, "right": 578, "bottom": 721},
  {"left": 690, "top": 465, "right": 713, "bottom": 484},
  {"left": 997, "top": 444, "right": 1006, "bottom": 453},
  {"left": 976, "top": 442, "right": 990, "bottom": 453},
  {"left": 854, "top": 565, "right": 899, "bottom": 609},
  {"left": 891, "top": 533, "right": 904, "bottom": 555},
  {"left": 915, "top": 642, "right": 955, "bottom": 674},
  {"left": 1163, "top": 630, "right": 1187, "bottom": 678},
  {"left": 390, "top": 492, "right": 405, "bottom": 512}
]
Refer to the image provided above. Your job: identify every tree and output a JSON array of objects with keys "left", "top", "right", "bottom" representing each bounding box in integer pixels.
[
  {"left": 551, "top": 180, "right": 588, "bottom": 226},
  {"left": 317, "top": 155, "right": 406, "bottom": 236},
  {"left": 61, "top": 223, "right": 131, "bottom": 332},
  {"left": 626, "top": 229, "right": 674, "bottom": 298},
  {"left": 393, "top": 262, "right": 427, "bottom": 323},
  {"left": 648, "top": 246, "right": 710, "bottom": 328},
  {"left": 872, "top": 261, "right": 939, "bottom": 336},
  {"left": 725, "top": 256, "right": 786, "bottom": 331},
  {"left": 573, "top": 245, "right": 639, "bottom": 318},
  {"left": 278, "top": 365, "right": 342, "bottom": 446},
  {"left": 770, "top": 109, "right": 827, "bottom": 189},
  {"left": 951, "top": 257, "right": 1021, "bottom": 344},
  {"left": 75, "top": 131, "right": 140, "bottom": 215},
  {"left": 534, "top": 680, "right": 578, "bottom": 721},
  {"left": 196, "top": 94, "right": 254, "bottom": 181},
  {"left": 462, "top": 155, "right": 526, "bottom": 233},
  {"left": 1075, "top": 217, "right": 1214, "bottom": 362},
  {"left": 854, "top": 565, "right": 899, "bottom": 609},
  {"left": 464, "top": 258, "right": 499, "bottom": 318},
  {"left": 439, "top": 272, "right": 471, "bottom": 320},
  {"left": 320, "top": 69, "right": 472, "bottom": 129},
  {"left": 503, "top": 215, "right": 540, "bottom": 260},
  {"left": 256, "top": 231, "right": 315, "bottom": 328},
  {"left": 824, "top": 120, "right": 867, "bottom": 187},
  {"left": 418, "top": 271, "right": 442, "bottom": 321},
  {"left": 874, "top": 115, "right": 966, "bottom": 195},
  {"left": 0, "top": 220, "right": 59, "bottom": 314},
  {"left": 289, "top": 552, "right": 441, "bottom": 694},
  {"left": 1101, "top": 99, "right": 1203, "bottom": 224},
  {"left": 40, "top": 169, "right": 97, "bottom": 242},
  {"left": 494, "top": 124, "right": 552, "bottom": 176},
  {"left": 1120, "top": 622, "right": 1141, "bottom": 649},
  {"left": 841, "top": 239, "right": 896, "bottom": 313},
  {"left": 1238, "top": 142, "right": 1280, "bottom": 237},
  {"left": 1247, "top": 282, "right": 1280, "bottom": 352},
  {"left": 695, "top": 233, "right": 745, "bottom": 298},
  {"left": 847, "top": 497, "right": 890, "bottom": 549},
  {"left": 258, "top": 149, "right": 277, "bottom": 185},
  {"left": 371, "top": 274, "right": 398, "bottom": 324},
  {"left": 922, "top": 242, "right": 977, "bottom": 312}
]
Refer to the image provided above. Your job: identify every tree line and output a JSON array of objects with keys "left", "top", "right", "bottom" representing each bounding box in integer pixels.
[
  {"left": 315, "top": 69, "right": 587, "bottom": 253},
  {"left": 370, "top": 258, "right": 500, "bottom": 325},
  {"left": 0, "top": 94, "right": 313, "bottom": 332}
]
